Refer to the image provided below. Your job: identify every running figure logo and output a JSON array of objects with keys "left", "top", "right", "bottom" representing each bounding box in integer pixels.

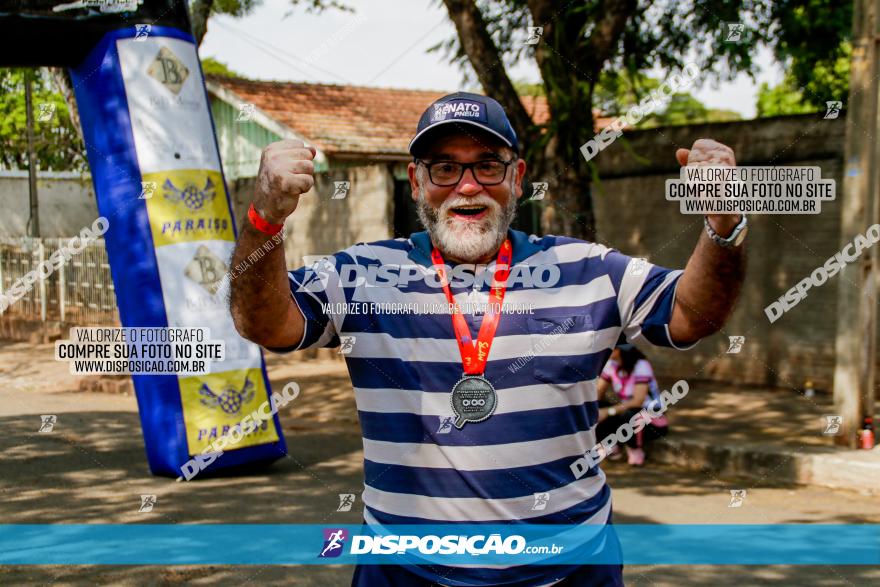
[
  {"left": 726, "top": 336, "right": 745, "bottom": 354},
  {"left": 728, "top": 489, "right": 747, "bottom": 508},
  {"left": 298, "top": 255, "right": 332, "bottom": 294},
  {"left": 629, "top": 258, "right": 648, "bottom": 276},
  {"left": 337, "top": 493, "right": 355, "bottom": 512},
  {"left": 333, "top": 181, "right": 350, "bottom": 200},
  {"left": 139, "top": 181, "right": 157, "bottom": 200},
  {"left": 134, "top": 24, "right": 152, "bottom": 42},
  {"left": 37, "top": 103, "right": 56, "bottom": 122},
  {"left": 139, "top": 494, "right": 157, "bottom": 512},
  {"left": 824, "top": 101, "right": 842, "bottom": 120},
  {"left": 531, "top": 492, "right": 550, "bottom": 511},
  {"left": 822, "top": 415, "right": 843, "bottom": 435},
  {"left": 338, "top": 336, "right": 356, "bottom": 355},
  {"left": 524, "top": 26, "right": 543, "bottom": 45},
  {"left": 38, "top": 415, "right": 57, "bottom": 433},
  {"left": 529, "top": 182, "right": 548, "bottom": 201},
  {"left": 318, "top": 528, "right": 348, "bottom": 558},
  {"left": 436, "top": 416, "right": 454, "bottom": 434},
  {"left": 237, "top": 103, "right": 256, "bottom": 122},
  {"left": 723, "top": 23, "right": 746, "bottom": 43}
]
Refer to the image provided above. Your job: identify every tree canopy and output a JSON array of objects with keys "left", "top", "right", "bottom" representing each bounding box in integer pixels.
[
  {"left": 0, "top": 58, "right": 244, "bottom": 172},
  {"left": 756, "top": 42, "right": 851, "bottom": 116},
  {"left": 201, "top": 57, "right": 244, "bottom": 78},
  {"left": 0, "top": 68, "right": 85, "bottom": 172},
  {"left": 3, "top": 1, "right": 852, "bottom": 235},
  {"left": 432, "top": 0, "right": 852, "bottom": 238}
]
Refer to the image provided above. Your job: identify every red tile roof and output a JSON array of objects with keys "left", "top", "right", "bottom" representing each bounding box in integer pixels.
[{"left": 208, "top": 75, "right": 554, "bottom": 158}]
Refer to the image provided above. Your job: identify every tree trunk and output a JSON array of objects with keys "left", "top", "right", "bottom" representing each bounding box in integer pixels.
[
  {"left": 441, "top": 0, "right": 537, "bottom": 144},
  {"left": 443, "top": 0, "right": 613, "bottom": 242},
  {"left": 525, "top": 0, "right": 634, "bottom": 243},
  {"left": 533, "top": 142, "right": 596, "bottom": 240},
  {"left": 191, "top": 0, "right": 214, "bottom": 48},
  {"left": 48, "top": 67, "right": 84, "bottom": 149}
]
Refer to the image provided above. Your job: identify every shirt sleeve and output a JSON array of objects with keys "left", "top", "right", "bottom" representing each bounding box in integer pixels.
[
  {"left": 632, "top": 359, "right": 655, "bottom": 383},
  {"left": 600, "top": 361, "right": 614, "bottom": 381},
  {"left": 604, "top": 250, "right": 699, "bottom": 350},
  {"left": 264, "top": 253, "right": 348, "bottom": 354}
]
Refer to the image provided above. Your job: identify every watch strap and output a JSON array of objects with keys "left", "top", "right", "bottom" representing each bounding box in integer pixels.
[{"left": 704, "top": 215, "right": 747, "bottom": 248}]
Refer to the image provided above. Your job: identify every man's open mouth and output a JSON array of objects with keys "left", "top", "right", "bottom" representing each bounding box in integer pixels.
[{"left": 449, "top": 205, "right": 489, "bottom": 220}]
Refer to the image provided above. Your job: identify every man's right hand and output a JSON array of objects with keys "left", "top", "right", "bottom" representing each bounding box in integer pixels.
[
  {"left": 230, "top": 139, "right": 314, "bottom": 349},
  {"left": 253, "top": 139, "right": 316, "bottom": 224}
]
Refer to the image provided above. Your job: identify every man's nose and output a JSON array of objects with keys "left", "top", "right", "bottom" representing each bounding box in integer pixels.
[{"left": 455, "top": 167, "right": 483, "bottom": 195}]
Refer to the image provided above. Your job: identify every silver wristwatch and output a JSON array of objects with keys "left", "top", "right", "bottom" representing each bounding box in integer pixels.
[{"left": 704, "top": 215, "right": 748, "bottom": 248}]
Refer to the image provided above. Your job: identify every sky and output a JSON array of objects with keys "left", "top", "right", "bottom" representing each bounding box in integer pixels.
[{"left": 200, "top": 0, "right": 785, "bottom": 119}]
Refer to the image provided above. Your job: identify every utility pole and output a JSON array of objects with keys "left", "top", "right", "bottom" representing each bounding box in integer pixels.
[
  {"left": 24, "top": 68, "right": 40, "bottom": 238},
  {"left": 833, "top": 0, "right": 879, "bottom": 447}
]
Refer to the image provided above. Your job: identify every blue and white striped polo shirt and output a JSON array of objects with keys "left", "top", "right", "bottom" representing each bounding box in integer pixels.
[{"left": 282, "top": 228, "right": 693, "bottom": 586}]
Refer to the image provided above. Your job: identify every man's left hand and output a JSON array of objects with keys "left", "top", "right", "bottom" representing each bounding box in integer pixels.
[
  {"left": 668, "top": 137, "right": 747, "bottom": 345},
  {"left": 675, "top": 138, "right": 741, "bottom": 236}
]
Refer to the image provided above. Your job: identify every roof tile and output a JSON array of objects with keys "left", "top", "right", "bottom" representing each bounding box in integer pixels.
[{"left": 209, "top": 75, "right": 555, "bottom": 157}]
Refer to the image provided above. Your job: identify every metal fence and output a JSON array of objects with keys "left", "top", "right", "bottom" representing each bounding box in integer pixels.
[{"left": 0, "top": 237, "right": 118, "bottom": 325}]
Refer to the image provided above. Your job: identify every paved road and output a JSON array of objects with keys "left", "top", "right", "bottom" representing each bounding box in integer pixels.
[{"left": 1, "top": 344, "right": 878, "bottom": 585}]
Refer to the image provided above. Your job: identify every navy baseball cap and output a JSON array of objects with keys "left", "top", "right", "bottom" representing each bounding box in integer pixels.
[{"left": 408, "top": 92, "right": 519, "bottom": 157}]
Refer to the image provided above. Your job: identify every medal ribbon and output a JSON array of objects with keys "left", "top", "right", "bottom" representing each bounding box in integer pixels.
[{"left": 430, "top": 239, "right": 512, "bottom": 376}]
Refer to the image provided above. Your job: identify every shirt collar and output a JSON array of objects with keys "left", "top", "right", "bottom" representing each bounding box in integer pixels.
[{"left": 407, "top": 228, "right": 542, "bottom": 267}]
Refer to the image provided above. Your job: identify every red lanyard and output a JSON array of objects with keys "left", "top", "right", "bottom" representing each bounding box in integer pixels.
[{"left": 430, "top": 239, "right": 512, "bottom": 375}]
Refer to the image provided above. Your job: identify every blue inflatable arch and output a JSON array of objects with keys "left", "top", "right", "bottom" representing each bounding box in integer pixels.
[{"left": 0, "top": 0, "right": 287, "bottom": 478}]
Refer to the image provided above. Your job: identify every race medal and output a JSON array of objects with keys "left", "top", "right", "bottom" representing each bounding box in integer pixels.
[
  {"left": 431, "top": 239, "right": 512, "bottom": 429},
  {"left": 451, "top": 374, "right": 497, "bottom": 428}
]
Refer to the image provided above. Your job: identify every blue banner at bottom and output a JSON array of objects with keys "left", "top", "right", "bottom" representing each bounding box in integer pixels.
[{"left": 0, "top": 525, "right": 877, "bottom": 565}]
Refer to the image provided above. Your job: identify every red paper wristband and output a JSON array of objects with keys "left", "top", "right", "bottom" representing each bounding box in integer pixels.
[{"left": 247, "top": 203, "right": 284, "bottom": 236}]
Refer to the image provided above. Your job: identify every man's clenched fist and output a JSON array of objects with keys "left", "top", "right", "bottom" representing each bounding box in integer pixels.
[
  {"left": 253, "top": 139, "right": 316, "bottom": 225},
  {"left": 675, "top": 138, "right": 735, "bottom": 168},
  {"left": 675, "top": 138, "right": 741, "bottom": 234}
]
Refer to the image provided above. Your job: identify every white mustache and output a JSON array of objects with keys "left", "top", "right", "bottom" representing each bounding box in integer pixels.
[{"left": 440, "top": 196, "right": 500, "bottom": 216}]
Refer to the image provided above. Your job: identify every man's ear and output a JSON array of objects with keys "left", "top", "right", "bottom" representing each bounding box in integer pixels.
[
  {"left": 514, "top": 157, "right": 527, "bottom": 199},
  {"left": 408, "top": 161, "right": 419, "bottom": 202}
]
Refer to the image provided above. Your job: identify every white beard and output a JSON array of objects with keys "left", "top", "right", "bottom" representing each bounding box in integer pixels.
[{"left": 416, "top": 180, "right": 518, "bottom": 263}]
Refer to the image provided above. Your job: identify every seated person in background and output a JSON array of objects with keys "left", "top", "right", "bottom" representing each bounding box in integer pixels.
[{"left": 596, "top": 340, "right": 669, "bottom": 466}]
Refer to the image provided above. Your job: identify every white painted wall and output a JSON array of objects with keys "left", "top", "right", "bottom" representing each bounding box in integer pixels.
[{"left": 0, "top": 171, "right": 98, "bottom": 237}]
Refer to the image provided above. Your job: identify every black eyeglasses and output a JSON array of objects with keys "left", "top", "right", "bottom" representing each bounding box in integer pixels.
[{"left": 416, "top": 157, "right": 515, "bottom": 187}]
